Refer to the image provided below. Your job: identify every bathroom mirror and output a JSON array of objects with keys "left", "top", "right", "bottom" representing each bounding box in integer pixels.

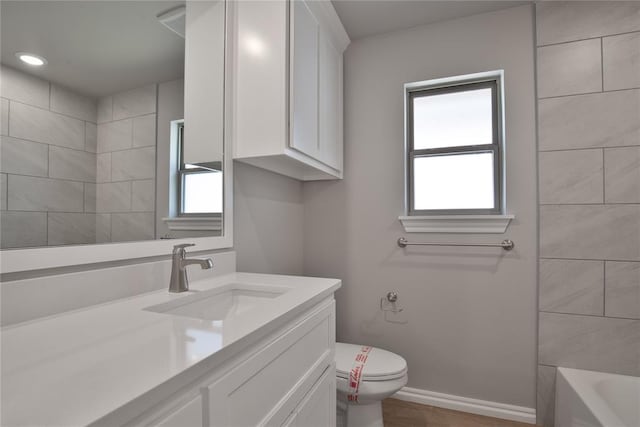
[{"left": 0, "top": 0, "right": 233, "bottom": 272}]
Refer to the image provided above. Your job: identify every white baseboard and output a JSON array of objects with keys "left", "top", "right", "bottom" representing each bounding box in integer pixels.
[{"left": 393, "top": 386, "right": 536, "bottom": 424}]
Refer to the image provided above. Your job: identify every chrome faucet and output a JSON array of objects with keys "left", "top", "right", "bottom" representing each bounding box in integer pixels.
[{"left": 169, "top": 244, "right": 214, "bottom": 293}]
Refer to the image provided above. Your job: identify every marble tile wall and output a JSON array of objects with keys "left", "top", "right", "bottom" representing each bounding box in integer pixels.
[
  {"left": 95, "top": 84, "right": 157, "bottom": 242},
  {"left": 535, "top": 3, "right": 640, "bottom": 425},
  {"left": 0, "top": 68, "right": 159, "bottom": 247},
  {"left": 0, "top": 173, "right": 7, "bottom": 210},
  {"left": 0, "top": 65, "right": 98, "bottom": 248}
]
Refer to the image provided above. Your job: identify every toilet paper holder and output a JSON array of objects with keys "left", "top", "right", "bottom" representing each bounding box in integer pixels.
[{"left": 380, "top": 292, "right": 403, "bottom": 313}]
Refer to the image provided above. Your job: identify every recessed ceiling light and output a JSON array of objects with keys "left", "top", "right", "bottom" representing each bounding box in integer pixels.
[{"left": 15, "top": 52, "right": 47, "bottom": 66}]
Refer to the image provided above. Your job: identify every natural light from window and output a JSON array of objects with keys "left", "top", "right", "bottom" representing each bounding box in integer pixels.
[
  {"left": 183, "top": 172, "right": 223, "bottom": 214},
  {"left": 413, "top": 88, "right": 493, "bottom": 149},
  {"left": 413, "top": 152, "right": 495, "bottom": 210}
]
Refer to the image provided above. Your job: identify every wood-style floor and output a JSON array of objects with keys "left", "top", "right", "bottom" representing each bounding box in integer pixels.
[{"left": 382, "top": 399, "right": 533, "bottom": 427}]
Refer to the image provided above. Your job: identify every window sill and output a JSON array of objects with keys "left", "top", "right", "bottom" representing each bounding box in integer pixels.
[
  {"left": 162, "top": 216, "right": 222, "bottom": 231},
  {"left": 398, "top": 214, "right": 514, "bottom": 234}
]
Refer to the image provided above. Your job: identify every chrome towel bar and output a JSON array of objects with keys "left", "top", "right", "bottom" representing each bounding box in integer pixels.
[{"left": 397, "top": 237, "right": 515, "bottom": 251}]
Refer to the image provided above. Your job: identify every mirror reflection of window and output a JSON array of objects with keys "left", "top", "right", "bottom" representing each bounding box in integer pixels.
[
  {"left": 182, "top": 173, "right": 223, "bottom": 214},
  {"left": 176, "top": 123, "right": 223, "bottom": 215}
]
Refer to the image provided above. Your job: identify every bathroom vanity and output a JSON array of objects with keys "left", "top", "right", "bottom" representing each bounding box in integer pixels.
[
  {"left": 1, "top": 273, "right": 340, "bottom": 426},
  {"left": 1, "top": 0, "right": 346, "bottom": 425}
]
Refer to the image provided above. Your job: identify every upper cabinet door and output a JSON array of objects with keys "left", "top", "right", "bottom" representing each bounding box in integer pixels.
[
  {"left": 233, "top": 0, "right": 289, "bottom": 159},
  {"left": 318, "top": 30, "right": 341, "bottom": 170},
  {"left": 290, "top": 0, "right": 319, "bottom": 159},
  {"left": 232, "top": 0, "right": 349, "bottom": 181}
]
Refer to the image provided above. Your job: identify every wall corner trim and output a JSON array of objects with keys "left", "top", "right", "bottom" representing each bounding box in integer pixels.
[
  {"left": 398, "top": 214, "right": 514, "bottom": 233},
  {"left": 393, "top": 386, "right": 536, "bottom": 424}
]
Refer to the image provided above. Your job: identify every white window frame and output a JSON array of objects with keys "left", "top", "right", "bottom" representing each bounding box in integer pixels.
[
  {"left": 162, "top": 120, "right": 222, "bottom": 232},
  {"left": 399, "top": 70, "right": 513, "bottom": 233},
  {"left": 175, "top": 122, "right": 222, "bottom": 217}
]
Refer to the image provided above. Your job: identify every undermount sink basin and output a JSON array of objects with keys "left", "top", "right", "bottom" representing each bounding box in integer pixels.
[{"left": 144, "top": 283, "right": 290, "bottom": 321}]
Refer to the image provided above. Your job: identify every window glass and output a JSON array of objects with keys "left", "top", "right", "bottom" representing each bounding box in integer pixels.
[
  {"left": 413, "top": 87, "right": 493, "bottom": 150},
  {"left": 405, "top": 73, "right": 503, "bottom": 215},
  {"left": 182, "top": 172, "right": 223, "bottom": 214},
  {"left": 413, "top": 152, "right": 495, "bottom": 211}
]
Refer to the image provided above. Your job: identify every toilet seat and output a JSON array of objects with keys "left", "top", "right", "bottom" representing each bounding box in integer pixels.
[{"left": 335, "top": 343, "right": 407, "bottom": 382}]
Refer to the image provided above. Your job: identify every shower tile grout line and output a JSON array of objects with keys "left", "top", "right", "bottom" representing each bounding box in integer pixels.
[
  {"left": 539, "top": 310, "right": 638, "bottom": 321},
  {"left": 539, "top": 144, "right": 640, "bottom": 153},
  {"left": 540, "top": 256, "right": 640, "bottom": 263},
  {"left": 536, "top": 29, "right": 640, "bottom": 48},
  {"left": 538, "top": 86, "right": 640, "bottom": 101}
]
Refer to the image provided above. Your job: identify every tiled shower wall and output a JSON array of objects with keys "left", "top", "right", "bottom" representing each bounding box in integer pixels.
[
  {"left": 0, "top": 65, "right": 158, "bottom": 247},
  {"left": 95, "top": 85, "right": 157, "bottom": 242},
  {"left": 535, "top": 3, "right": 640, "bottom": 425},
  {"left": 0, "top": 65, "right": 98, "bottom": 248}
]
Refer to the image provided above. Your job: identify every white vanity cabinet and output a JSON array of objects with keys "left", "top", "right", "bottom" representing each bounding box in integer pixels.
[
  {"left": 232, "top": 0, "right": 350, "bottom": 181},
  {"left": 129, "top": 298, "right": 336, "bottom": 427},
  {"left": 283, "top": 368, "right": 335, "bottom": 427},
  {"left": 154, "top": 397, "right": 203, "bottom": 427}
]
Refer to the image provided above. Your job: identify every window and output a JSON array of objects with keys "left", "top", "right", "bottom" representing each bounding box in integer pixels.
[
  {"left": 405, "top": 71, "right": 504, "bottom": 217},
  {"left": 176, "top": 122, "right": 223, "bottom": 216}
]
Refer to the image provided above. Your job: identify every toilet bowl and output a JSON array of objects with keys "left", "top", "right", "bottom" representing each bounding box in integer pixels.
[{"left": 335, "top": 343, "right": 408, "bottom": 427}]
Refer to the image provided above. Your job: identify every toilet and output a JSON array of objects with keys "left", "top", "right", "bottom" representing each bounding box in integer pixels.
[{"left": 335, "top": 343, "right": 408, "bottom": 427}]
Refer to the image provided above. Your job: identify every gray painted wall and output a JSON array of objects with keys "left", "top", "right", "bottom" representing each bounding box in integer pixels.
[
  {"left": 303, "top": 5, "right": 538, "bottom": 408},
  {"left": 234, "top": 161, "right": 305, "bottom": 275},
  {"left": 535, "top": 3, "right": 640, "bottom": 425}
]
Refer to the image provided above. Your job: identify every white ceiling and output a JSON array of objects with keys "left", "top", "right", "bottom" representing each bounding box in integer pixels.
[
  {"left": 331, "top": 0, "right": 529, "bottom": 40},
  {"left": 1, "top": 1, "right": 529, "bottom": 97},
  {"left": 1, "top": 1, "right": 185, "bottom": 98}
]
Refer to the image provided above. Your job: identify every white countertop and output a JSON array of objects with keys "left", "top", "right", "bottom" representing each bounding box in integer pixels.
[{"left": 1, "top": 272, "right": 340, "bottom": 426}]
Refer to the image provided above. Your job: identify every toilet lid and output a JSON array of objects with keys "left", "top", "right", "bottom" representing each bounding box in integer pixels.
[{"left": 335, "top": 343, "right": 407, "bottom": 381}]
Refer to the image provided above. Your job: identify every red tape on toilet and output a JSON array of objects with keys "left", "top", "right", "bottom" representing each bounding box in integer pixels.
[{"left": 347, "top": 346, "right": 372, "bottom": 403}]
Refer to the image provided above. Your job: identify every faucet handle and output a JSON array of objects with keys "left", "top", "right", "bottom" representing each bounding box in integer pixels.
[{"left": 173, "top": 243, "right": 195, "bottom": 254}]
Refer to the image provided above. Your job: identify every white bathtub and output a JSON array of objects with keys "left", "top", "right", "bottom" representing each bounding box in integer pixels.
[{"left": 555, "top": 367, "right": 640, "bottom": 427}]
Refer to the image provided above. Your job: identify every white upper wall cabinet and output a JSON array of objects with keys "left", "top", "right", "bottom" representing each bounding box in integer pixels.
[
  {"left": 318, "top": 30, "right": 342, "bottom": 170},
  {"left": 233, "top": 0, "right": 349, "bottom": 180},
  {"left": 291, "top": 0, "right": 320, "bottom": 161},
  {"left": 183, "top": 1, "right": 225, "bottom": 166}
]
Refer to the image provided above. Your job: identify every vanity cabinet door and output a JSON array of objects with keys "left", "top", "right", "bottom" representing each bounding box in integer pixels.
[
  {"left": 281, "top": 412, "right": 297, "bottom": 427},
  {"left": 154, "top": 396, "right": 203, "bottom": 427},
  {"left": 290, "top": 0, "right": 320, "bottom": 160},
  {"left": 289, "top": 366, "right": 336, "bottom": 427},
  {"left": 206, "top": 302, "right": 334, "bottom": 427}
]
